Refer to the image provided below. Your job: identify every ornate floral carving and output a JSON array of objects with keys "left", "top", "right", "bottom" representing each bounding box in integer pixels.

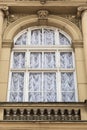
[
  {"left": 60, "top": 15, "right": 80, "bottom": 28},
  {"left": 7, "top": 14, "right": 27, "bottom": 24},
  {"left": 37, "top": 10, "right": 49, "bottom": 20}
]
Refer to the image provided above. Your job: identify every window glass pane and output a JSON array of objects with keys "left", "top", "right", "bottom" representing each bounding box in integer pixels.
[
  {"left": 60, "top": 52, "right": 73, "bottom": 68},
  {"left": 59, "top": 33, "right": 71, "bottom": 45},
  {"left": 10, "top": 92, "right": 18, "bottom": 102},
  {"left": 18, "top": 92, "right": 23, "bottom": 102},
  {"left": 31, "top": 29, "right": 42, "bottom": 45},
  {"left": 29, "top": 73, "right": 42, "bottom": 102},
  {"left": 10, "top": 92, "right": 23, "bottom": 102},
  {"left": 61, "top": 72, "right": 75, "bottom": 91},
  {"left": 62, "top": 92, "right": 75, "bottom": 102},
  {"left": 15, "top": 32, "right": 27, "bottom": 45},
  {"left": 43, "top": 92, "right": 57, "bottom": 102},
  {"left": 28, "top": 92, "right": 42, "bottom": 102},
  {"left": 43, "top": 73, "right": 57, "bottom": 102},
  {"left": 44, "top": 52, "right": 55, "bottom": 68},
  {"left": 9, "top": 72, "right": 24, "bottom": 102},
  {"left": 30, "top": 52, "right": 42, "bottom": 68},
  {"left": 29, "top": 73, "right": 42, "bottom": 92},
  {"left": 44, "top": 29, "right": 55, "bottom": 45},
  {"left": 61, "top": 72, "right": 75, "bottom": 102},
  {"left": 13, "top": 52, "right": 25, "bottom": 69}
]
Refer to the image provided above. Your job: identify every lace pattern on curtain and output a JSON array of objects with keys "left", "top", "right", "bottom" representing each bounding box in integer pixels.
[
  {"left": 9, "top": 27, "right": 76, "bottom": 102},
  {"left": 10, "top": 72, "right": 24, "bottom": 102},
  {"left": 13, "top": 52, "right": 25, "bottom": 68},
  {"left": 61, "top": 72, "right": 75, "bottom": 102}
]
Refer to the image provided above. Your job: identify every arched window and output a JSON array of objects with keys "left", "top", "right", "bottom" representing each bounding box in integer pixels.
[{"left": 8, "top": 26, "right": 77, "bottom": 102}]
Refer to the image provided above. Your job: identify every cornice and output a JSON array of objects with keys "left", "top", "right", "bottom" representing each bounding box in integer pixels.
[{"left": 1, "top": 1, "right": 87, "bottom": 15}]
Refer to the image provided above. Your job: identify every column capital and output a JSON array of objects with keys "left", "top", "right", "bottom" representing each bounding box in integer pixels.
[
  {"left": 77, "top": 6, "right": 87, "bottom": 18},
  {"left": 0, "top": 5, "right": 9, "bottom": 17}
]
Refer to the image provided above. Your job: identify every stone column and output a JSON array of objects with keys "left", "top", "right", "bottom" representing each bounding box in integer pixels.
[
  {"left": 0, "top": 6, "right": 9, "bottom": 59},
  {"left": 78, "top": 7, "right": 87, "bottom": 76},
  {"left": 0, "top": 9, "right": 4, "bottom": 54}
]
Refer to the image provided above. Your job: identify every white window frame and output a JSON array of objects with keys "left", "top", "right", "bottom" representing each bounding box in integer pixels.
[{"left": 7, "top": 26, "right": 78, "bottom": 102}]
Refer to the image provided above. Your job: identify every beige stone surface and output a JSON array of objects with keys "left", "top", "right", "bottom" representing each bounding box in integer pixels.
[
  {"left": 0, "top": 83, "right": 7, "bottom": 101},
  {"left": 0, "top": 122, "right": 87, "bottom": 130},
  {"left": 82, "top": 10, "right": 87, "bottom": 77},
  {"left": 0, "top": 48, "right": 11, "bottom": 61},
  {"left": 78, "top": 84, "right": 87, "bottom": 102},
  {"left": 75, "top": 48, "right": 84, "bottom": 61},
  {"left": 0, "top": 61, "right": 10, "bottom": 83},
  {"left": 75, "top": 61, "right": 87, "bottom": 83},
  {"left": 81, "top": 107, "right": 87, "bottom": 120}
]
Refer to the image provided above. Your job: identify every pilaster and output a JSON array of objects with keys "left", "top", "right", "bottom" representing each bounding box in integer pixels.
[{"left": 77, "top": 7, "right": 87, "bottom": 79}]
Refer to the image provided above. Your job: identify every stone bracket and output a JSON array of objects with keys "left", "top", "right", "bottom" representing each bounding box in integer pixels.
[
  {"left": 77, "top": 6, "right": 87, "bottom": 18},
  {"left": 0, "top": 5, "right": 9, "bottom": 17}
]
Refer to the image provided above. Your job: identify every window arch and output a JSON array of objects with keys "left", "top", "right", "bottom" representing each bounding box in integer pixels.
[{"left": 8, "top": 26, "right": 77, "bottom": 102}]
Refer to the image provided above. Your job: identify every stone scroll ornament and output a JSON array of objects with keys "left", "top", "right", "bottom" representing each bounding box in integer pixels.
[{"left": 0, "top": 5, "right": 9, "bottom": 17}]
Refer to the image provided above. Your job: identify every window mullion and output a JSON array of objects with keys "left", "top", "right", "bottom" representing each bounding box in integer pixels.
[
  {"left": 27, "top": 29, "right": 31, "bottom": 45},
  {"left": 56, "top": 50, "right": 61, "bottom": 102},
  {"left": 7, "top": 72, "right": 12, "bottom": 101},
  {"left": 42, "top": 72, "right": 44, "bottom": 102},
  {"left": 11, "top": 51, "right": 14, "bottom": 69},
  {"left": 58, "top": 72, "right": 62, "bottom": 101},
  {"left": 72, "top": 51, "right": 75, "bottom": 69},
  {"left": 24, "top": 71, "right": 29, "bottom": 102},
  {"left": 74, "top": 71, "right": 78, "bottom": 102},
  {"left": 55, "top": 29, "right": 59, "bottom": 45},
  {"left": 42, "top": 52, "right": 44, "bottom": 102},
  {"left": 27, "top": 51, "right": 30, "bottom": 68},
  {"left": 42, "top": 28, "right": 44, "bottom": 45}
]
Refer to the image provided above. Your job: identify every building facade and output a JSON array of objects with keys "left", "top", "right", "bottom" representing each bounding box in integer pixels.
[{"left": 0, "top": 0, "right": 87, "bottom": 130}]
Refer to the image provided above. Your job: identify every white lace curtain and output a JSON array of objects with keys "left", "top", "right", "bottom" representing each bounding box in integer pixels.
[
  {"left": 9, "top": 27, "right": 76, "bottom": 102},
  {"left": 15, "top": 28, "right": 71, "bottom": 45}
]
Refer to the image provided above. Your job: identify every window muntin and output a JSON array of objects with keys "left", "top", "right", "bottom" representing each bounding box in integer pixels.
[{"left": 8, "top": 27, "right": 77, "bottom": 102}]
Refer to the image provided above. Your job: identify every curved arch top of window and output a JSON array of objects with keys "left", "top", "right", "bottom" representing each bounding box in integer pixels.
[
  {"left": 8, "top": 26, "right": 78, "bottom": 103},
  {"left": 14, "top": 27, "right": 72, "bottom": 46}
]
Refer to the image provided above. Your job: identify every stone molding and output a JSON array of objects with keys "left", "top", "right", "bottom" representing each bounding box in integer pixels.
[
  {"left": 77, "top": 6, "right": 87, "bottom": 17},
  {"left": 2, "top": 15, "right": 82, "bottom": 47},
  {"left": 60, "top": 15, "right": 80, "bottom": 28}
]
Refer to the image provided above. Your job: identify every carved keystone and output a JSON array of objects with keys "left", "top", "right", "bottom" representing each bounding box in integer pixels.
[{"left": 37, "top": 10, "right": 49, "bottom": 20}]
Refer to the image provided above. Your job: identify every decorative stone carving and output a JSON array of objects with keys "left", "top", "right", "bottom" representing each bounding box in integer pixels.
[
  {"left": 77, "top": 6, "right": 87, "bottom": 17},
  {"left": 37, "top": 10, "right": 49, "bottom": 20},
  {"left": 4, "top": 108, "right": 81, "bottom": 121},
  {"left": 7, "top": 14, "right": 27, "bottom": 24},
  {"left": 61, "top": 15, "right": 80, "bottom": 28},
  {"left": 0, "top": 5, "right": 9, "bottom": 17},
  {"left": 40, "top": 0, "right": 46, "bottom": 4}
]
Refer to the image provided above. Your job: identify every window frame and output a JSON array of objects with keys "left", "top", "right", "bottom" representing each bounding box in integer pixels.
[{"left": 7, "top": 26, "right": 78, "bottom": 102}]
